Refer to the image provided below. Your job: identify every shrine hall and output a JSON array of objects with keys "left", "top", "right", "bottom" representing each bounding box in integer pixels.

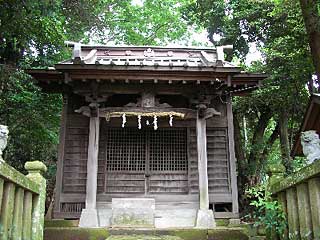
[{"left": 29, "top": 43, "right": 265, "bottom": 228}]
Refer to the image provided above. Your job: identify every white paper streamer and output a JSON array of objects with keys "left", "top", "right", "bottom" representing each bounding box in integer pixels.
[
  {"left": 122, "top": 113, "right": 126, "bottom": 128},
  {"left": 138, "top": 115, "right": 142, "bottom": 129},
  {"left": 169, "top": 115, "right": 173, "bottom": 127},
  {"left": 153, "top": 115, "right": 158, "bottom": 130}
]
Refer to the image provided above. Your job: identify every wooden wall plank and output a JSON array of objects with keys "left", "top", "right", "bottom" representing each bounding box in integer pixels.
[
  {"left": 12, "top": 187, "right": 24, "bottom": 240},
  {"left": 0, "top": 182, "right": 15, "bottom": 239},
  {"left": 55, "top": 95, "right": 68, "bottom": 214},
  {"left": 0, "top": 178, "right": 4, "bottom": 213}
]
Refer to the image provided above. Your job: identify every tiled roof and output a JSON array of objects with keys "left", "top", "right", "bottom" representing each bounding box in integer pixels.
[{"left": 60, "top": 42, "right": 237, "bottom": 69}]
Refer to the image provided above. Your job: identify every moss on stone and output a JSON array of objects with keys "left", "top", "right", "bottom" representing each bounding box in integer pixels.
[
  {"left": 45, "top": 227, "right": 251, "bottom": 240},
  {"left": 0, "top": 160, "right": 39, "bottom": 193},
  {"left": 207, "top": 227, "right": 249, "bottom": 240},
  {"left": 45, "top": 219, "right": 79, "bottom": 228},
  {"left": 25, "top": 161, "right": 47, "bottom": 174},
  {"left": 270, "top": 160, "right": 320, "bottom": 194},
  {"left": 106, "top": 235, "right": 182, "bottom": 240},
  {"left": 216, "top": 219, "right": 229, "bottom": 227},
  {"left": 169, "top": 229, "right": 207, "bottom": 240},
  {"left": 44, "top": 227, "right": 110, "bottom": 240}
]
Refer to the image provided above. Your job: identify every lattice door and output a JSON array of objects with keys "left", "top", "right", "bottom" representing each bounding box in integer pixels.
[{"left": 104, "top": 128, "right": 188, "bottom": 194}]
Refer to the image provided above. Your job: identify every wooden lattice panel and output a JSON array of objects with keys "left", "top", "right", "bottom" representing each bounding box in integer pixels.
[
  {"left": 149, "top": 129, "right": 188, "bottom": 172},
  {"left": 105, "top": 128, "right": 146, "bottom": 172},
  {"left": 103, "top": 127, "right": 188, "bottom": 194}
]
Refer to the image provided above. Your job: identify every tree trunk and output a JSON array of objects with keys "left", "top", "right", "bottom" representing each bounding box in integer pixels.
[
  {"left": 248, "top": 110, "right": 273, "bottom": 175},
  {"left": 233, "top": 114, "right": 247, "bottom": 212},
  {"left": 279, "top": 110, "right": 292, "bottom": 172},
  {"left": 233, "top": 114, "right": 246, "bottom": 174},
  {"left": 299, "top": 0, "right": 320, "bottom": 91},
  {"left": 261, "top": 123, "right": 280, "bottom": 163}
]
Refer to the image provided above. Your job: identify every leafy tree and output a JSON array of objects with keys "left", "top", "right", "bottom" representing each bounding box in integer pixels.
[
  {"left": 299, "top": 0, "right": 320, "bottom": 89},
  {"left": 186, "top": 0, "right": 315, "bottom": 214}
]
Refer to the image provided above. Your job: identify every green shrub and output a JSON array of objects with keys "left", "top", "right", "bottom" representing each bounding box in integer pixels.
[{"left": 245, "top": 184, "right": 286, "bottom": 236}]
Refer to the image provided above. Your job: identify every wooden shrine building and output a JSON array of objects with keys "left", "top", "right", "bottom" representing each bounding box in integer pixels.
[
  {"left": 292, "top": 93, "right": 320, "bottom": 157},
  {"left": 29, "top": 44, "right": 265, "bottom": 228}
]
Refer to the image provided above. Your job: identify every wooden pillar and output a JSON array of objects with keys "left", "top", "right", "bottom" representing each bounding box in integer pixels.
[
  {"left": 226, "top": 96, "right": 239, "bottom": 216},
  {"left": 197, "top": 116, "right": 209, "bottom": 210},
  {"left": 195, "top": 113, "right": 215, "bottom": 228},
  {"left": 54, "top": 94, "right": 68, "bottom": 216},
  {"left": 79, "top": 103, "right": 100, "bottom": 227}
]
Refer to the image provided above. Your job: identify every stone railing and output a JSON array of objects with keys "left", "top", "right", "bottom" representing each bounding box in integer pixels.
[
  {"left": 0, "top": 160, "right": 47, "bottom": 240},
  {"left": 269, "top": 160, "right": 320, "bottom": 240}
]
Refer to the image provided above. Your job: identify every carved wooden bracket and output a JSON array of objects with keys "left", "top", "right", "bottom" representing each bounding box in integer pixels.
[
  {"left": 192, "top": 94, "right": 221, "bottom": 119},
  {"left": 75, "top": 102, "right": 100, "bottom": 117}
]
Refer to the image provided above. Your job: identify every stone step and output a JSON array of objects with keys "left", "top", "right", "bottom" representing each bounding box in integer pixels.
[
  {"left": 44, "top": 226, "right": 250, "bottom": 240},
  {"left": 106, "top": 235, "right": 183, "bottom": 240}
]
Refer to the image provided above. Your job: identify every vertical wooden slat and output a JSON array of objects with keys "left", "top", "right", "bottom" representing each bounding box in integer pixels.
[
  {"left": 227, "top": 96, "right": 239, "bottom": 215},
  {"left": 12, "top": 187, "right": 24, "bottom": 240},
  {"left": 286, "top": 187, "right": 301, "bottom": 240},
  {"left": 0, "top": 178, "right": 4, "bottom": 213},
  {"left": 54, "top": 94, "right": 68, "bottom": 214},
  {"left": 277, "top": 192, "right": 289, "bottom": 239},
  {"left": 296, "top": 183, "right": 313, "bottom": 240},
  {"left": 308, "top": 177, "right": 320, "bottom": 239},
  {"left": 22, "top": 191, "right": 33, "bottom": 240},
  {"left": 0, "top": 182, "right": 15, "bottom": 240}
]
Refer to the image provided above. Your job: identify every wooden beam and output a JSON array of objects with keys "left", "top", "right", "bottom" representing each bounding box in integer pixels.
[{"left": 99, "top": 107, "right": 197, "bottom": 119}]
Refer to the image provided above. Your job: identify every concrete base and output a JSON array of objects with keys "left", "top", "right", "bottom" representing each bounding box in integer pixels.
[
  {"left": 155, "top": 209, "right": 197, "bottom": 228},
  {"left": 195, "top": 209, "right": 215, "bottom": 229},
  {"left": 79, "top": 208, "right": 99, "bottom": 228},
  {"left": 229, "top": 218, "right": 241, "bottom": 226},
  {"left": 111, "top": 198, "right": 155, "bottom": 228}
]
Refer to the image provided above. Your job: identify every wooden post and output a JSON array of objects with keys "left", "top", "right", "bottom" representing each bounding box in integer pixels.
[
  {"left": 0, "top": 178, "right": 3, "bottom": 213},
  {"left": 195, "top": 112, "right": 215, "bottom": 228},
  {"left": 196, "top": 116, "right": 209, "bottom": 210},
  {"left": 286, "top": 187, "right": 300, "bottom": 239},
  {"left": 79, "top": 103, "right": 100, "bottom": 227},
  {"left": 226, "top": 97, "right": 239, "bottom": 216},
  {"left": 308, "top": 178, "right": 320, "bottom": 239},
  {"left": 54, "top": 94, "right": 68, "bottom": 216},
  {"left": 12, "top": 187, "right": 24, "bottom": 240},
  {"left": 296, "top": 183, "right": 313, "bottom": 239},
  {"left": 277, "top": 192, "right": 289, "bottom": 239},
  {"left": 0, "top": 182, "right": 15, "bottom": 240},
  {"left": 22, "top": 191, "right": 33, "bottom": 240}
]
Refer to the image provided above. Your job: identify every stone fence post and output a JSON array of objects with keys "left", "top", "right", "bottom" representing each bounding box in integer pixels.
[
  {"left": 267, "top": 163, "right": 286, "bottom": 240},
  {"left": 25, "top": 161, "right": 47, "bottom": 240},
  {"left": 267, "top": 163, "right": 285, "bottom": 187}
]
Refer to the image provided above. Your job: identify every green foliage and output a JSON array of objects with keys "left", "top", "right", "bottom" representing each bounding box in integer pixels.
[
  {"left": 88, "top": 0, "right": 193, "bottom": 45},
  {"left": 0, "top": 66, "right": 61, "bottom": 171},
  {"left": 245, "top": 184, "right": 287, "bottom": 236},
  {"left": 187, "top": 0, "right": 315, "bottom": 192},
  {"left": 0, "top": 0, "right": 196, "bottom": 212}
]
